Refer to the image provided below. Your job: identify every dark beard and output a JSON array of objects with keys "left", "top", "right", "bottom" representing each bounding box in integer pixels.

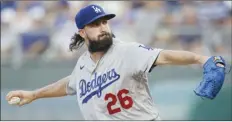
[{"left": 87, "top": 32, "right": 113, "bottom": 53}]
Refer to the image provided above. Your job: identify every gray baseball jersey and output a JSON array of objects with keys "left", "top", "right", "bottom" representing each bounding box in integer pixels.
[{"left": 66, "top": 38, "right": 162, "bottom": 120}]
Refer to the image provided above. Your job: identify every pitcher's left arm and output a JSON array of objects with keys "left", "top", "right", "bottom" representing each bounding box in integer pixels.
[
  {"left": 154, "top": 50, "right": 226, "bottom": 100},
  {"left": 154, "top": 50, "right": 210, "bottom": 66}
]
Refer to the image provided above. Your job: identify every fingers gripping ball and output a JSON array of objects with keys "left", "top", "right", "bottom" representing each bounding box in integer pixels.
[
  {"left": 8, "top": 97, "right": 21, "bottom": 105},
  {"left": 194, "top": 56, "right": 226, "bottom": 99}
]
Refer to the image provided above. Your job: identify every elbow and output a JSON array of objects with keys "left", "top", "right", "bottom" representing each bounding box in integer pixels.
[{"left": 154, "top": 50, "right": 171, "bottom": 65}]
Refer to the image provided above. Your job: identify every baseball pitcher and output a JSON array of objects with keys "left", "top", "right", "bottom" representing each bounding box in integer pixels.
[{"left": 6, "top": 4, "right": 227, "bottom": 120}]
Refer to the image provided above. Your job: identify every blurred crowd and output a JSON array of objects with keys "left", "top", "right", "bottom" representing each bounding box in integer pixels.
[{"left": 1, "top": 1, "right": 232, "bottom": 68}]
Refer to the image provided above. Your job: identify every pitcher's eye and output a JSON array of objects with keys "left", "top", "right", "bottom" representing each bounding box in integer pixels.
[{"left": 102, "top": 20, "right": 107, "bottom": 25}]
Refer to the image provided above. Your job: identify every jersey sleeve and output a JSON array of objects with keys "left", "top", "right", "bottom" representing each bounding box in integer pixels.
[
  {"left": 66, "top": 75, "right": 76, "bottom": 95},
  {"left": 66, "top": 65, "right": 77, "bottom": 96},
  {"left": 124, "top": 42, "right": 163, "bottom": 73}
]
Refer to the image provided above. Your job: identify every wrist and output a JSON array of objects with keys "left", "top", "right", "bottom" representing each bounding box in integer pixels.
[{"left": 198, "top": 56, "right": 210, "bottom": 66}]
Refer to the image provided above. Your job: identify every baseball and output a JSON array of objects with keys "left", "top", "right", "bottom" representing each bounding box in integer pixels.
[{"left": 8, "top": 97, "right": 21, "bottom": 105}]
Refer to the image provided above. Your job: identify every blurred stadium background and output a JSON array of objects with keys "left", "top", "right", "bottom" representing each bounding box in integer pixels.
[{"left": 1, "top": 0, "right": 231, "bottom": 120}]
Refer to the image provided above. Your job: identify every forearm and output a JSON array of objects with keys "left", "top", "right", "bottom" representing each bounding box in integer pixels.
[
  {"left": 33, "top": 75, "right": 70, "bottom": 100},
  {"left": 156, "top": 50, "right": 210, "bottom": 65}
]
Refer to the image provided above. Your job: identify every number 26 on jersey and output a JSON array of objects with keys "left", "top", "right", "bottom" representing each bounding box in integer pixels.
[{"left": 104, "top": 89, "right": 134, "bottom": 115}]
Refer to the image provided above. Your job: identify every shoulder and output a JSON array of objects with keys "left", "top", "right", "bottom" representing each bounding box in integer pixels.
[
  {"left": 114, "top": 38, "right": 154, "bottom": 52},
  {"left": 71, "top": 51, "right": 88, "bottom": 73},
  {"left": 112, "top": 38, "right": 140, "bottom": 50},
  {"left": 110, "top": 38, "right": 134, "bottom": 56},
  {"left": 74, "top": 51, "right": 88, "bottom": 66}
]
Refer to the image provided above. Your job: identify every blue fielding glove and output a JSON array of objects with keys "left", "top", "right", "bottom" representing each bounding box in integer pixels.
[{"left": 194, "top": 56, "right": 226, "bottom": 100}]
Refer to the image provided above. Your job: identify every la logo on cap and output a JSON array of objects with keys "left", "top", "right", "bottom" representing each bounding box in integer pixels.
[{"left": 92, "top": 6, "right": 101, "bottom": 13}]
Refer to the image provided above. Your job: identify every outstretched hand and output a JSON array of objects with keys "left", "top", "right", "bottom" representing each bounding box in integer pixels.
[{"left": 6, "top": 90, "right": 36, "bottom": 106}]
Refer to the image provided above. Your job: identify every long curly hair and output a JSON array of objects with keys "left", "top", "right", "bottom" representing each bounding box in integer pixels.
[{"left": 69, "top": 33, "right": 85, "bottom": 51}]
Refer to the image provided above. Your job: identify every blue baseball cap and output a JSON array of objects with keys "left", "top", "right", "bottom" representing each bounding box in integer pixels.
[{"left": 75, "top": 4, "right": 116, "bottom": 29}]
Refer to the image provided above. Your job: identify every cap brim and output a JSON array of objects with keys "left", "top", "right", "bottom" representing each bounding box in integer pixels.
[{"left": 85, "top": 14, "right": 116, "bottom": 26}]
